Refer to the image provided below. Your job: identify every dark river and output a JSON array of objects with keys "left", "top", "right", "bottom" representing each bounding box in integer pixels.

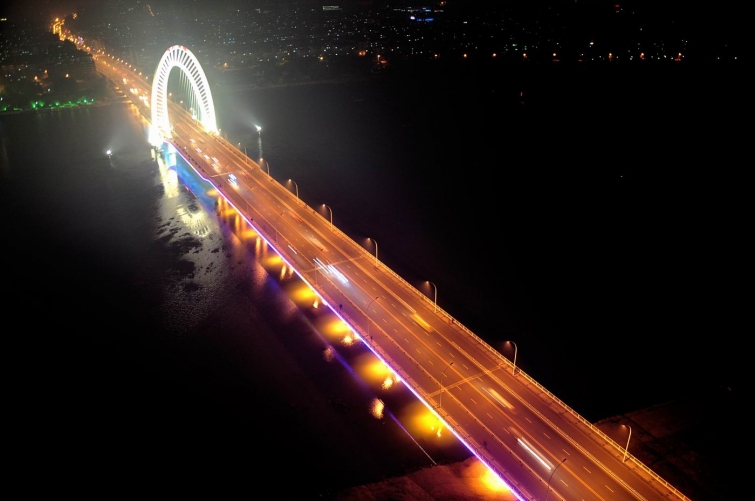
[{"left": 1, "top": 61, "right": 745, "bottom": 497}]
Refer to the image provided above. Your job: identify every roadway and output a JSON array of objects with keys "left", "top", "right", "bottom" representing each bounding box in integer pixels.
[{"left": 88, "top": 46, "right": 691, "bottom": 501}]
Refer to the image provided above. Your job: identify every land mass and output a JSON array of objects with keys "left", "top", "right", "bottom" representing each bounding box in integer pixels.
[{"left": 327, "top": 385, "right": 738, "bottom": 501}]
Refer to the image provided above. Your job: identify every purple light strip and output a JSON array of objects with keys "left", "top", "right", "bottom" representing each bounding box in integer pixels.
[{"left": 174, "top": 144, "right": 527, "bottom": 500}]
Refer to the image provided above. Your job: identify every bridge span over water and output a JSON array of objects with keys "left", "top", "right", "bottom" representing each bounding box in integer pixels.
[{"left": 89, "top": 43, "right": 690, "bottom": 501}]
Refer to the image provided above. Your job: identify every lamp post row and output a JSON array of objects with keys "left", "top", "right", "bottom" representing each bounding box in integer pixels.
[{"left": 243, "top": 149, "right": 447, "bottom": 336}]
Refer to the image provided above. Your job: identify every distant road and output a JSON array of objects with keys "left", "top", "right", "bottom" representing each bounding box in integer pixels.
[{"left": 215, "top": 74, "right": 372, "bottom": 93}]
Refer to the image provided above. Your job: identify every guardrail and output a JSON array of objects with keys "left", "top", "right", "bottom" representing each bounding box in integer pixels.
[
  {"left": 195, "top": 131, "right": 691, "bottom": 501},
  {"left": 93, "top": 55, "right": 690, "bottom": 501},
  {"left": 243, "top": 143, "right": 691, "bottom": 501}
]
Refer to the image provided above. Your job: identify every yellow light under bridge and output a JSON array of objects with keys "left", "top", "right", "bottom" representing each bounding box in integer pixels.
[
  {"left": 289, "top": 282, "right": 318, "bottom": 305},
  {"left": 399, "top": 401, "right": 460, "bottom": 446},
  {"left": 352, "top": 354, "right": 401, "bottom": 389}
]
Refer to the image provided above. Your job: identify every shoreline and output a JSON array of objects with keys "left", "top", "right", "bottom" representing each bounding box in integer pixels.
[{"left": 0, "top": 96, "right": 130, "bottom": 116}]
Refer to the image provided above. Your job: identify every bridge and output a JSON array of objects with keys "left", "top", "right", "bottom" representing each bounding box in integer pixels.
[{"left": 87, "top": 43, "right": 691, "bottom": 501}]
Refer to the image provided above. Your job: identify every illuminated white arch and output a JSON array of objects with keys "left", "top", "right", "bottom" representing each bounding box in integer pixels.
[{"left": 151, "top": 45, "right": 217, "bottom": 141}]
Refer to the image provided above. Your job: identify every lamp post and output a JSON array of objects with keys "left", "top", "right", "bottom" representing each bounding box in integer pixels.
[
  {"left": 260, "top": 158, "right": 269, "bottom": 177},
  {"left": 366, "top": 296, "right": 379, "bottom": 338},
  {"left": 237, "top": 142, "right": 248, "bottom": 164},
  {"left": 545, "top": 458, "right": 566, "bottom": 501},
  {"left": 256, "top": 125, "right": 263, "bottom": 160},
  {"left": 288, "top": 179, "right": 299, "bottom": 199},
  {"left": 427, "top": 281, "right": 437, "bottom": 313},
  {"left": 438, "top": 361, "right": 454, "bottom": 409},
  {"left": 505, "top": 340, "right": 518, "bottom": 375},
  {"left": 368, "top": 238, "right": 378, "bottom": 266},
  {"left": 273, "top": 211, "right": 285, "bottom": 242},
  {"left": 623, "top": 424, "right": 632, "bottom": 462},
  {"left": 313, "top": 247, "right": 325, "bottom": 285},
  {"left": 322, "top": 204, "right": 333, "bottom": 230}
]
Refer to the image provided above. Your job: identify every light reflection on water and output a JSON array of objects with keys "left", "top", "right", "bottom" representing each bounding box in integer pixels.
[{"left": 2, "top": 102, "right": 470, "bottom": 497}]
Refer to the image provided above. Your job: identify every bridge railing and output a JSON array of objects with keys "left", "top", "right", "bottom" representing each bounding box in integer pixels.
[
  {"left": 205, "top": 132, "right": 692, "bottom": 501},
  {"left": 91, "top": 49, "right": 690, "bottom": 501}
]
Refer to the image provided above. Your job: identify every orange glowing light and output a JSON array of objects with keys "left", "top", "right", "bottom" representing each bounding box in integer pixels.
[
  {"left": 370, "top": 398, "right": 384, "bottom": 419},
  {"left": 478, "top": 463, "right": 511, "bottom": 494},
  {"left": 266, "top": 254, "right": 283, "bottom": 266},
  {"left": 291, "top": 285, "right": 317, "bottom": 305},
  {"left": 323, "top": 346, "right": 335, "bottom": 362}
]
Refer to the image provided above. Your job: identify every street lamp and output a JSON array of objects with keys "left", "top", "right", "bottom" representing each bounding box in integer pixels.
[
  {"left": 256, "top": 125, "right": 263, "bottom": 160},
  {"left": 288, "top": 179, "right": 298, "bottom": 199},
  {"left": 623, "top": 424, "right": 632, "bottom": 462},
  {"left": 322, "top": 204, "right": 333, "bottom": 230},
  {"left": 366, "top": 296, "right": 379, "bottom": 338},
  {"left": 273, "top": 211, "right": 285, "bottom": 242},
  {"left": 237, "top": 142, "right": 249, "bottom": 164},
  {"left": 426, "top": 281, "right": 437, "bottom": 313},
  {"left": 438, "top": 361, "right": 454, "bottom": 408},
  {"left": 545, "top": 458, "right": 567, "bottom": 501},
  {"left": 260, "top": 158, "right": 269, "bottom": 177},
  {"left": 505, "top": 340, "right": 518, "bottom": 375},
  {"left": 313, "top": 246, "right": 325, "bottom": 285},
  {"left": 368, "top": 238, "right": 378, "bottom": 266}
]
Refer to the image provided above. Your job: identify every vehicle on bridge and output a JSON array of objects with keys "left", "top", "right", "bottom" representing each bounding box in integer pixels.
[{"left": 411, "top": 314, "right": 433, "bottom": 333}]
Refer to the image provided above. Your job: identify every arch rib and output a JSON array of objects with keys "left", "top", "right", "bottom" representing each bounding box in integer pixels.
[{"left": 150, "top": 45, "right": 218, "bottom": 141}]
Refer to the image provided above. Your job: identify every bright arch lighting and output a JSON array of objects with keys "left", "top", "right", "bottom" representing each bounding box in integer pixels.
[{"left": 151, "top": 45, "right": 218, "bottom": 142}]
